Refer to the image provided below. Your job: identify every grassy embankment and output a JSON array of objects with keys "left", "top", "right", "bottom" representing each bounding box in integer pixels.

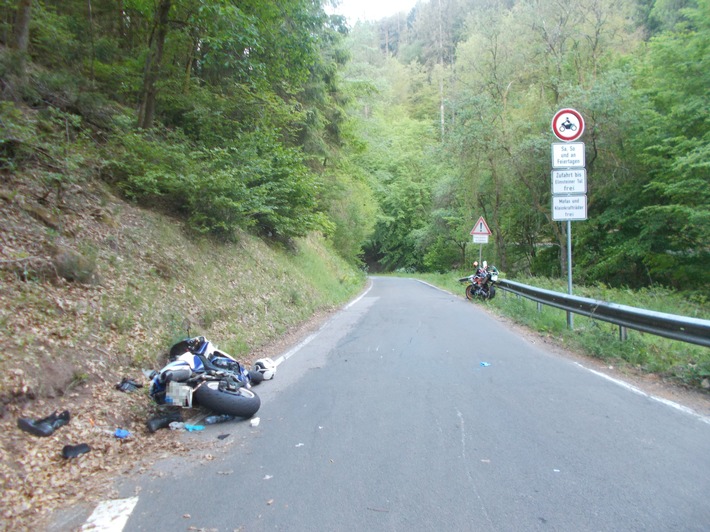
[
  {"left": 406, "top": 272, "right": 710, "bottom": 390},
  {"left": 0, "top": 191, "right": 366, "bottom": 397}
]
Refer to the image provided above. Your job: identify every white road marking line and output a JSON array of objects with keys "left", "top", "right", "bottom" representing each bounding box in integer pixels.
[
  {"left": 84, "top": 283, "right": 376, "bottom": 530},
  {"left": 81, "top": 497, "right": 139, "bottom": 531},
  {"left": 575, "top": 362, "right": 710, "bottom": 425},
  {"left": 274, "top": 282, "right": 373, "bottom": 366}
]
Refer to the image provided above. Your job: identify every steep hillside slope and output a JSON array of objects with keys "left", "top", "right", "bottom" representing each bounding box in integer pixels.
[{"left": 0, "top": 172, "right": 364, "bottom": 528}]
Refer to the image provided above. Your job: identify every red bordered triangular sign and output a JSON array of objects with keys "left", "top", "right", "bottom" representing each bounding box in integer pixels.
[{"left": 470, "top": 216, "right": 492, "bottom": 235}]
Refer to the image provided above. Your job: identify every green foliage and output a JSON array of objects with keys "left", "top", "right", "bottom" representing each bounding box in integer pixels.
[{"left": 1, "top": 0, "right": 707, "bottom": 288}]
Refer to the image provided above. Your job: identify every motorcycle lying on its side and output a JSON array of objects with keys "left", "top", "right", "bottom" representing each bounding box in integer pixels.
[
  {"left": 149, "top": 336, "right": 276, "bottom": 418},
  {"left": 459, "top": 264, "right": 499, "bottom": 301}
]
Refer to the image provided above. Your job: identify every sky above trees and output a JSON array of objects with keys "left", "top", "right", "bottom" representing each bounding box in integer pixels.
[{"left": 331, "top": 0, "right": 420, "bottom": 23}]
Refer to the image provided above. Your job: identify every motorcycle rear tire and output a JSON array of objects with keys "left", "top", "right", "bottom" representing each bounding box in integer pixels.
[
  {"left": 193, "top": 380, "right": 261, "bottom": 418},
  {"left": 465, "top": 285, "right": 475, "bottom": 300}
]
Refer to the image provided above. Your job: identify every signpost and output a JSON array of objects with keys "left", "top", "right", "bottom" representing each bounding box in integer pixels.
[
  {"left": 551, "top": 108, "right": 586, "bottom": 328},
  {"left": 551, "top": 108, "right": 585, "bottom": 142},
  {"left": 551, "top": 143, "right": 586, "bottom": 169},
  {"left": 551, "top": 169, "right": 587, "bottom": 195},
  {"left": 470, "top": 216, "right": 491, "bottom": 263}
]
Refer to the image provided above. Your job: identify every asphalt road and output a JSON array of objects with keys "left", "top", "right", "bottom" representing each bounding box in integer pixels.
[{"left": 116, "top": 277, "right": 710, "bottom": 531}]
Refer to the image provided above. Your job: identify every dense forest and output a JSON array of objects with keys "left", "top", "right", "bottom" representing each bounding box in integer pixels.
[{"left": 1, "top": 0, "right": 707, "bottom": 291}]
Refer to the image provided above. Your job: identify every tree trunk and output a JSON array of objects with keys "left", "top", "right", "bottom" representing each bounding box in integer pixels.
[
  {"left": 13, "top": 0, "right": 31, "bottom": 77},
  {"left": 437, "top": 0, "right": 445, "bottom": 140},
  {"left": 137, "top": 0, "right": 171, "bottom": 129},
  {"left": 13, "top": 0, "right": 31, "bottom": 52}
]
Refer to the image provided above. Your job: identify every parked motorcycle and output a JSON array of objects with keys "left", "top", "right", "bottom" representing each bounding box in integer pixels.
[
  {"left": 149, "top": 336, "right": 274, "bottom": 418},
  {"left": 459, "top": 262, "right": 499, "bottom": 300}
]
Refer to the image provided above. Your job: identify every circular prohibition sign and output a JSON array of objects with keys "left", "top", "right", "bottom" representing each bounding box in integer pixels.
[{"left": 551, "top": 108, "right": 585, "bottom": 142}]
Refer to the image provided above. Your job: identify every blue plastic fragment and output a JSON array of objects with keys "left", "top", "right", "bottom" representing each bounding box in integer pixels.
[
  {"left": 184, "top": 424, "right": 205, "bottom": 432},
  {"left": 480, "top": 362, "right": 491, "bottom": 367},
  {"left": 114, "top": 428, "right": 131, "bottom": 439}
]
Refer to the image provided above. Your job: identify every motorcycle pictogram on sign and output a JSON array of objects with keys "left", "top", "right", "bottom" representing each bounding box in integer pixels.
[{"left": 551, "top": 108, "right": 585, "bottom": 142}]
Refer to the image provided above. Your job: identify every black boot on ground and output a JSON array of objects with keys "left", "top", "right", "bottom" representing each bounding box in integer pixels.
[
  {"left": 17, "top": 410, "right": 71, "bottom": 437},
  {"left": 146, "top": 411, "right": 183, "bottom": 433},
  {"left": 62, "top": 443, "right": 91, "bottom": 459}
]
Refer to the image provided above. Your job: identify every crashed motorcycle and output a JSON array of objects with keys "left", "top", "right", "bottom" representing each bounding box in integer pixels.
[
  {"left": 149, "top": 336, "right": 276, "bottom": 418},
  {"left": 459, "top": 263, "right": 499, "bottom": 301}
]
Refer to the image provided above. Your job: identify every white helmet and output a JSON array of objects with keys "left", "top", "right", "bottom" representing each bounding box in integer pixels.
[{"left": 253, "top": 358, "right": 277, "bottom": 380}]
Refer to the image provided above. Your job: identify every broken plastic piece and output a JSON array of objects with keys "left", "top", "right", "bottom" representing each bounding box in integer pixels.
[
  {"left": 480, "top": 362, "right": 491, "bottom": 367},
  {"left": 114, "top": 428, "right": 131, "bottom": 439},
  {"left": 184, "top": 424, "right": 204, "bottom": 432}
]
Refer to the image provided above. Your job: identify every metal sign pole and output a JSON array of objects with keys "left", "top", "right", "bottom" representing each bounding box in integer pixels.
[
  {"left": 567, "top": 220, "right": 574, "bottom": 331},
  {"left": 551, "top": 108, "right": 586, "bottom": 331}
]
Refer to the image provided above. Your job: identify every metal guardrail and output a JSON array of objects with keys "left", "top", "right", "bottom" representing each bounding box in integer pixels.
[{"left": 497, "top": 279, "right": 710, "bottom": 348}]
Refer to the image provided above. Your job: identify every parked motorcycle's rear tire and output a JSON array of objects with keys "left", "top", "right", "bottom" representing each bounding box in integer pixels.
[
  {"left": 193, "top": 380, "right": 261, "bottom": 417},
  {"left": 465, "top": 285, "right": 475, "bottom": 300}
]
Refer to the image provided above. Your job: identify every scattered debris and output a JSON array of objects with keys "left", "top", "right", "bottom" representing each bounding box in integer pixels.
[
  {"left": 204, "top": 414, "right": 234, "bottom": 425},
  {"left": 17, "top": 410, "right": 71, "bottom": 437},
  {"left": 146, "top": 411, "right": 183, "bottom": 433},
  {"left": 250, "top": 417, "right": 260, "bottom": 427},
  {"left": 114, "top": 428, "right": 131, "bottom": 439},
  {"left": 62, "top": 443, "right": 91, "bottom": 459},
  {"left": 115, "top": 378, "right": 143, "bottom": 393},
  {"left": 480, "top": 362, "right": 491, "bottom": 367}
]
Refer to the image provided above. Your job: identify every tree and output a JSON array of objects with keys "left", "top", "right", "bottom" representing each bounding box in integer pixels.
[{"left": 137, "top": 0, "right": 171, "bottom": 129}]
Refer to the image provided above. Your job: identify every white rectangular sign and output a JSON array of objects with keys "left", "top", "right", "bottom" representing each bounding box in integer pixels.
[
  {"left": 551, "top": 169, "right": 587, "bottom": 194},
  {"left": 552, "top": 142, "right": 585, "bottom": 168},
  {"left": 472, "top": 235, "right": 489, "bottom": 244},
  {"left": 552, "top": 195, "right": 587, "bottom": 221}
]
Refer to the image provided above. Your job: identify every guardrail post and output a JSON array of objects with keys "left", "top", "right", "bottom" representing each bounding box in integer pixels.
[
  {"left": 537, "top": 302, "right": 542, "bottom": 313},
  {"left": 619, "top": 325, "right": 628, "bottom": 342},
  {"left": 496, "top": 278, "right": 710, "bottom": 347}
]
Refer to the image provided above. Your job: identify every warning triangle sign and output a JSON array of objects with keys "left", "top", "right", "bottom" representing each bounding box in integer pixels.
[{"left": 470, "top": 216, "right": 492, "bottom": 235}]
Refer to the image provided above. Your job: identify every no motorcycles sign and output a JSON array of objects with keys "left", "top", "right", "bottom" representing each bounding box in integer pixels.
[{"left": 551, "top": 108, "right": 585, "bottom": 142}]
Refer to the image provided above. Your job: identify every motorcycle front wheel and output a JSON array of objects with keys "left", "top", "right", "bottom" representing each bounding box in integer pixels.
[
  {"left": 194, "top": 380, "right": 261, "bottom": 418},
  {"left": 487, "top": 285, "right": 496, "bottom": 300},
  {"left": 465, "top": 285, "right": 475, "bottom": 300}
]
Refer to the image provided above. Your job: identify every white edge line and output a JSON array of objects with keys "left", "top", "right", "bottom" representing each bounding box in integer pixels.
[
  {"left": 83, "top": 283, "right": 375, "bottom": 530},
  {"left": 575, "top": 362, "right": 710, "bottom": 425},
  {"left": 419, "top": 277, "right": 710, "bottom": 426},
  {"left": 273, "top": 281, "right": 373, "bottom": 367},
  {"left": 81, "top": 496, "right": 139, "bottom": 531}
]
